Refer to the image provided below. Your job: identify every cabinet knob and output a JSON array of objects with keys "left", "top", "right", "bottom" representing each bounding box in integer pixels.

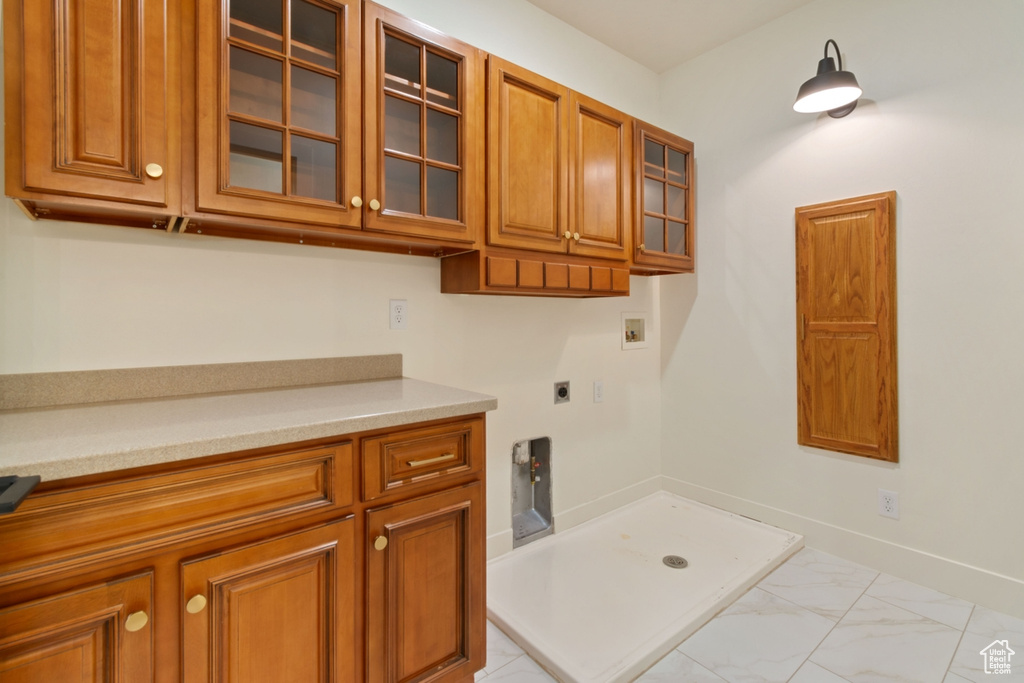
[
  {"left": 186, "top": 594, "right": 208, "bottom": 614},
  {"left": 573, "top": 232, "right": 580, "bottom": 241},
  {"left": 639, "top": 243, "right": 646, "bottom": 252},
  {"left": 125, "top": 610, "right": 149, "bottom": 632},
  {"left": 351, "top": 196, "right": 363, "bottom": 208},
  {"left": 373, "top": 535, "right": 388, "bottom": 551},
  {"left": 563, "top": 231, "right": 572, "bottom": 240},
  {"left": 144, "top": 163, "right": 163, "bottom": 179},
  {"left": 369, "top": 199, "right": 381, "bottom": 211}
]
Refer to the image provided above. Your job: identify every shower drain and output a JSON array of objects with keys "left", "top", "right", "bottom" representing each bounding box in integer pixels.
[{"left": 662, "top": 555, "right": 688, "bottom": 569}]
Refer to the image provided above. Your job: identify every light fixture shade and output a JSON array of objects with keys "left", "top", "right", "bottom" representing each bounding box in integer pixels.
[{"left": 794, "top": 42, "right": 862, "bottom": 118}]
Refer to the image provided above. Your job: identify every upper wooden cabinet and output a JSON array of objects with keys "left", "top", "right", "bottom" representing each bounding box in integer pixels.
[
  {"left": 486, "top": 58, "right": 630, "bottom": 261},
  {"left": 3, "top": 0, "right": 180, "bottom": 228},
  {"left": 189, "top": 0, "right": 483, "bottom": 251},
  {"left": 632, "top": 121, "right": 695, "bottom": 274},
  {"left": 362, "top": 3, "right": 485, "bottom": 244},
  {"left": 4, "top": 0, "right": 696, "bottom": 283},
  {"left": 440, "top": 57, "right": 634, "bottom": 297},
  {"left": 193, "top": 0, "right": 363, "bottom": 229}
]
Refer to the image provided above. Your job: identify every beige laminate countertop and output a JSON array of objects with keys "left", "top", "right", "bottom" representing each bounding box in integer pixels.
[{"left": 0, "top": 356, "right": 497, "bottom": 482}]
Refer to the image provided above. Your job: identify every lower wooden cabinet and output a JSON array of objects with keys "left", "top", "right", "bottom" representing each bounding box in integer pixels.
[
  {"left": 0, "top": 573, "right": 154, "bottom": 683},
  {"left": 366, "top": 483, "right": 484, "bottom": 683},
  {"left": 0, "top": 414, "right": 486, "bottom": 683},
  {"left": 182, "top": 519, "right": 356, "bottom": 683}
]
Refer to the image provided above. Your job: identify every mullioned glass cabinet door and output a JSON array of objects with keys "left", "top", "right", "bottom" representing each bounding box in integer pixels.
[
  {"left": 195, "top": 0, "right": 362, "bottom": 228},
  {"left": 361, "top": 2, "right": 484, "bottom": 244},
  {"left": 633, "top": 121, "right": 695, "bottom": 273}
]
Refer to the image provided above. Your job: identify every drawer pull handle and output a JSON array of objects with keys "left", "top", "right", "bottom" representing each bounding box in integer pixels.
[
  {"left": 374, "top": 535, "right": 388, "bottom": 551},
  {"left": 125, "top": 611, "right": 149, "bottom": 632},
  {"left": 186, "top": 594, "right": 208, "bottom": 614},
  {"left": 406, "top": 453, "right": 457, "bottom": 468}
]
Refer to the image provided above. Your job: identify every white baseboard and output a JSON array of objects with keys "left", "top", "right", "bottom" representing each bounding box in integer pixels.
[
  {"left": 487, "top": 529, "right": 513, "bottom": 560},
  {"left": 486, "top": 475, "right": 662, "bottom": 562},
  {"left": 661, "top": 476, "right": 1024, "bottom": 619},
  {"left": 554, "top": 475, "right": 663, "bottom": 533}
]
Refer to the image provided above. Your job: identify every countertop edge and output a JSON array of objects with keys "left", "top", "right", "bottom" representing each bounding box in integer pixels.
[{"left": 5, "top": 396, "right": 498, "bottom": 482}]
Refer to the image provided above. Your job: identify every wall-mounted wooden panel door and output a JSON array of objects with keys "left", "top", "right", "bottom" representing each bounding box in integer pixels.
[
  {"left": 796, "top": 191, "right": 898, "bottom": 461},
  {"left": 8, "top": 0, "right": 176, "bottom": 209}
]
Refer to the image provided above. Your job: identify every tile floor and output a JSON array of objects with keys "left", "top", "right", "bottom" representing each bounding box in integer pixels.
[{"left": 475, "top": 547, "right": 1024, "bottom": 683}]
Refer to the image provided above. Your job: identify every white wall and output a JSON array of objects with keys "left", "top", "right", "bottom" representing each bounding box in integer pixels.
[
  {"left": 658, "top": 0, "right": 1024, "bottom": 615},
  {"left": 0, "top": 0, "right": 663, "bottom": 555}
]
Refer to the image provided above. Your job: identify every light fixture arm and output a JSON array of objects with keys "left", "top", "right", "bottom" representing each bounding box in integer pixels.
[{"left": 824, "top": 39, "right": 842, "bottom": 70}]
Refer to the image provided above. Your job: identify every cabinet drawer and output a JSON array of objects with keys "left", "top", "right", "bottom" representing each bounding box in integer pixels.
[
  {"left": 0, "top": 443, "right": 353, "bottom": 586},
  {"left": 362, "top": 418, "right": 483, "bottom": 502}
]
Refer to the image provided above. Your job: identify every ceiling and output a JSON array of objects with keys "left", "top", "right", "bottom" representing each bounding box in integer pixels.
[{"left": 525, "top": 0, "right": 816, "bottom": 73}]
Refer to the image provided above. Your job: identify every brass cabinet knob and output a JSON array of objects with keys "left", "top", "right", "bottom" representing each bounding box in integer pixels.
[
  {"left": 639, "top": 243, "right": 646, "bottom": 252},
  {"left": 369, "top": 199, "right": 381, "bottom": 211},
  {"left": 351, "top": 196, "right": 363, "bottom": 208},
  {"left": 563, "top": 231, "right": 572, "bottom": 240},
  {"left": 573, "top": 232, "right": 580, "bottom": 241},
  {"left": 144, "top": 163, "right": 163, "bottom": 179},
  {"left": 186, "top": 594, "right": 208, "bottom": 614},
  {"left": 125, "top": 610, "right": 149, "bottom": 632},
  {"left": 373, "top": 535, "right": 388, "bottom": 551}
]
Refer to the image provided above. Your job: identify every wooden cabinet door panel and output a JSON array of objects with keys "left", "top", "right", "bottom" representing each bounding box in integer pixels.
[
  {"left": 194, "top": 0, "right": 362, "bottom": 228},
  {"left": 366, "top": 482, "right": 484, "bottom": 683},
  {"left": 796, "top": 191, "right": 898, "bottom": 461},
  {"left": 8, "top": 0, "right": 175, "bottom": 208},
  {"left": 0, "top": 573, "right": 154, "bottom": 683},
  {"left": 362, "top": 3, "right": 484, "bottom": 243},
  {"left": 633, "top": 120, "right": 695, "bottom": 273},
  {"left": 182, "top": 519, "right": 356, "bottom": 683},
  {"left": 569, "top": 92, "right": 631, "bottom": 260},
  {"left": 487, "top": 57, "right": 569, "bottom": 254}
]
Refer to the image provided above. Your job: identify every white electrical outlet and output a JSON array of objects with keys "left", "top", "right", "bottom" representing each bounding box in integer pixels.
[
  {"left": 593, "top": 380, "right": 604, "bottom": 403},
  {"left": 389, "top": 299, "right": 408, "bottom": 330},
  {"left": 878, "top": 489, "right": 900, "bottom": 519}
]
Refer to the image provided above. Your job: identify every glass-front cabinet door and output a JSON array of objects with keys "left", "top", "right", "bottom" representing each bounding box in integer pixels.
[
  {"left": 362, "top": 2, "right": 484, "bottom": 243},
  {"left": 633, "top": 121, "right": 695, "bottom": 273},
  {"left": 195, "top": 0, "right": 361, "bottom": 228}
]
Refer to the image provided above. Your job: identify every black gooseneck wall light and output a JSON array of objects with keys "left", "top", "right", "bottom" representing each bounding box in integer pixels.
[{"left": 793, "top": 39, "right": 862, "bottom": 118}]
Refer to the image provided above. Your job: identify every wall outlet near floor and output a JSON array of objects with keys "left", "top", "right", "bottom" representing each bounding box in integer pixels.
[
  {"left": 389, "top": 299, "right": 408, "bottom": 330},
  {"left": 878, "top": 489, "right": 900, "bottom": 519},
  {"left": 554, "top": 381, "right": 570, "bottom": 404}
]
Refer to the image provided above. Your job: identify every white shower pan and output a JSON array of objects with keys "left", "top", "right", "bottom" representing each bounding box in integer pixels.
[{"left": 487, "top": 491, "right": 802, "bottom": 682}]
